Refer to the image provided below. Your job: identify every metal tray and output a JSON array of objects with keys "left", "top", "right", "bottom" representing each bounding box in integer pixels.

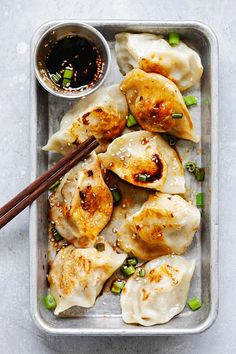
[{"left": 29, "top": 20, "right": 219, "bottom": 335}]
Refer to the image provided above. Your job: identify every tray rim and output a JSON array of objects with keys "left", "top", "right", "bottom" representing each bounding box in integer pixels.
[{"left": 29, "top": 19, "right": 219, "bottom": 336}]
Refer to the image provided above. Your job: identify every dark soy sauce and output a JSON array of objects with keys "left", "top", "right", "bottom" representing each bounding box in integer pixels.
[{"left": 46, "top": 36, "right": 104, "bottom": 91}]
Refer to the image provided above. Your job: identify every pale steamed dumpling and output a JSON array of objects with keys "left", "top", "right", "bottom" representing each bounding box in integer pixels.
[
  {"left": 49, "top": 152, "right": 113, "bottom": 248},
  {"left": 99, "top": 131, "right": 185, "bottom": 194},
  {"left": 117, "top": 193, "right": 200, "bottom": 260},
  {"left": 43, "top": 84, "right": 128, "bottom": 154},
  {"left": 49, "top": 243, "right": 126, "bottom": 315},
  {"left": 120, "top": 68, "right": 199, "bottom": 143},
  {"left": 115, "top": 33, "right": 203, "bottom": 91},
  {"left": 121, "top": 255, "right": 195, "bottom": 326}
]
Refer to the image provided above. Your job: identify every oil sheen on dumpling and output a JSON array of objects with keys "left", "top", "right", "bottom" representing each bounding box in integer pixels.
[
  {"left": 121, "top": 255, "right": 195, "bottom": 326},
  {"left": 120, "top": 68, "right": 199, "bottom": 142},
  {"left": 117, "top": 193, "right": 200, "bottom": 260},
  {"left": 48, "top": 243, "right": 126, "bottom": 315},
  {"left": 115, "top": 33, "right": 203, "bottom": 91},
  {"left": 43, "top": 84, "right": 128, "bottom": 154},
  {"left": 99, "top": 131, "right": 185, "bottom": 194},
  {"left": 49, "top": 153, "right": 113, "bottom": 248}
]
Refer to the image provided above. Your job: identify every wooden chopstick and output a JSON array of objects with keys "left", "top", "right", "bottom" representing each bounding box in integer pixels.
[{"left": 0, "top": 136, "right": 99, "bottom": 229}]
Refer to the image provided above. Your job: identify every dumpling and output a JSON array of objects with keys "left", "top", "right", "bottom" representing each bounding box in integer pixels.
[
  {"left": 117, "top": 193, "right": 200, "bottom": 260},
  {"left": 100, "top": 171, "right": 152, "bottom": 245},
  {"left": 48, "top": 243, "right": 126, "bottom": 315},
  {"left": 121, "top": 255, "right": 195, "bottom": 326},
  {"left": 120, "top": 68, "right": 199, "bottom": 142},
  {"left": 99, "top": 131, "right": 185, "bottom": 194},
  {"left": 49, "top": 152, "right": 113, "bottom": 248},
  {"left": 43, "top": 84, "right": 128, "bottom": 154},
  {"left": 115, "top": 33, "right": 203, "bottom": 91}
]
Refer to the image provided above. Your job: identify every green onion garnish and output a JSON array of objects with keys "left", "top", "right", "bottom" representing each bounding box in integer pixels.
[
  {"left": 62, "top": 78, "right": 71, "bottom": 88},
  {"left": 194, "top": 167, "right": 205, "bottom": 182},
  {"left": 96, "top": 243, "right": 105, "bottom": 252},
  {"left": 44, "top": 294, "right": 57, "bottom": 310},
  {"left": 172, "top": 113, "right": 183, "bottom": 119},
  {"left": 163, "top": 134, "right": 178, "bottom": 146},
  {"left": 196, "top": 192, "right": 204, "bottom": 207},
  {"left": 63, "top": 68, "right": 73, "bottom": 79},
  {"left": 126, "top": 114, "right": 138, "bottom": 128},
  {"left": 49, "top": 180, "right": 60, "bottom": 190},
  {"left": 168, "top": 32, "right": 180, "bottom": 45},
  {"left": 52, "top": 227, "right": 63, "bottom": 242},
  {"left": 137, "top": 174, "right": 147, "bottom": 182},
  {"left": 111, "top": 189, "right": 121, "bottom": 203},
  {"left": 185, "top": 163, "right": 205, "bottom": 181},
  {"left": 111, "top": 280, "right": 126, "bottom": 294},
  {"left": 121, "top": 265, "right": 136, "bottom": 277},
  {"left": 168, "top": 135, "right": 177, "bottom": 146},
  {"left": 61, "top": 68, "right": 74, "bottom": 88},
  {"left": 139, "top": 268, "right": 146, "bottom": 277},
  {"left": 187, "top": 297, "right": 201, "bottom": 311},
  {"left": 184, "top": 95, "right": 198, "bottom": 107},
  {"left": 51, "top": 72, "right": 61, "bottom": 83},
  {"left": 185, "top": 162, "right": 196, "bottom": 173},
  {"left": 127, "top": 257, "right": 138, "bottom": 266}
]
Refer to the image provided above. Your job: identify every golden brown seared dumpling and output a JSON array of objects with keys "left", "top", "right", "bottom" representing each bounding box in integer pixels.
[
  {"left": 115, "top": 33, "right": 203, "bottom": 91},
  {"left": 48, "top": 243, "right": 126, "bottom": 315},
  {"left": 49, "top": 153, "right": 113, "bottom": 248},
  {"left": 120, "top": 255, "right": 195, "bottom": 326},
  {"left": 120, "top": 69, "right": 199, "bottom": 143},
  {"left": 43, "top": 84, "right": 128, "bottom": 154},
  {"left": 117, "top": 193, "right": 200, "bottom": 260},
  {"left": 99, "top": 131, "right": 185, "bottom": 194}
]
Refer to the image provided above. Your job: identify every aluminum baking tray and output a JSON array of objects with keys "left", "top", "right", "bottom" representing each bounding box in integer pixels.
[{"left": 29, "top": 20, "right": 219, "bottom": 335}]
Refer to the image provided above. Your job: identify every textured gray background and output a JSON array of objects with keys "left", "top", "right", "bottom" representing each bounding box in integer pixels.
[{"left": 0, "top": 0, "right": 234, "bottom": 353}]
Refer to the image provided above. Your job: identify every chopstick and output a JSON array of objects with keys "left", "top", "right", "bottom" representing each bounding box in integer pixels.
[{"left": 0, "top": 136, "right": 99, "bottom": 229}]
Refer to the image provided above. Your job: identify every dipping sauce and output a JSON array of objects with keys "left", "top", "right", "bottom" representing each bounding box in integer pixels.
[{"left": 46, "top": 36, "right": 105, "bottom": 91}]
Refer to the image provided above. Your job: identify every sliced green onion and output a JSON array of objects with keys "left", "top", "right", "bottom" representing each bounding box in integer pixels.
[
  {"left": 127, "top": 257, "right": 138, "bottom": 266},
  {"left": 63, "top": 68, "right": 73, "bottom": 79},
  {"left": 139, "top": 268, "right": 146, "bottom": 277},
  {"left": 163, "top": 134, "right": 178, "bottom": 147},
  {"left": 187, "top": 297, "right": 201, "bottom": 311},
  {"left": 44, "top": 294, "right": 57, "bottom": 310},
  {"left": 62, "top": 78, "right": 71, "bottom": 88},
  {"left": 52, "top": 227, "right": 63, "bottom": 242},
  {"left": 196, "top": 192, "right": 204, "bottom": 207},
  {"left": 172, "top": 113, "right": 183, "bottom": 119},
  {"left": 185, "top": 162, "right": 196, "bottom": 173},
  {"left": 137, "top": 174, "right": 147, "bottom": 182},
  {"left": 168, "top": 32, "right": 180, "bottom": 45},
  {"left": 111, "top": 189, "right": 121, "bottom": 203},
  {"left": 111, "top": 280, "right": 126, "bottom": 294},
  {"left": 168, "top": 135, "right": 177, "bottom": 146},
  {"left": 184, "top": 95, "right": 198, "bottom": 107},
  {"left": 194, "top": 167, "right": 205, "bottom": 182},
  {"left": 96, "top": 242, "right": 105, "bottom": 252},
  {"left": 51, "top": 72, "right": 61, "bottom": 83},
  {"left": 121, "top": 265, "right": 136, "bottom": 277},
  {"left": 49, "top": 180, "right": 60, "bottom": 190},
  {"left": 126, "top": 114, "right": 138, "bottom": 128}
]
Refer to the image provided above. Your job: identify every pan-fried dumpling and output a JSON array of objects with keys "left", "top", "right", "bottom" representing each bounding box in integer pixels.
[
  {"left": 43, "top": 84, "right": 128, "bottom": 154},
  {"left": 120, "top": 68, "right": 199, "bottom": 142},
  {"left": 117, "top": 193, "right": 200, "bottom": 260},
  {"left": 121, "top": 255, "right": 195, "bottom": 326},
  {"left": 49, "top": 243, "right": 126, "bottom": 315},
  {"left": 49, "top": 153, "right": 113, "bottom": 248},
  {"left": 100, "top": 171, "right": 153, "bottom": 245},
  {"left": 99, "top": 131, "right": 185, "bottom": 194},
  {"left": 115, "top": 33, "right": 203, "bottom": 91}
]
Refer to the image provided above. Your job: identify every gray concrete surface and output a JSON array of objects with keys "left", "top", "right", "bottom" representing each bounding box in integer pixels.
[{"left": 0, "top": 0, "right": 234, "bottom": 353}]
